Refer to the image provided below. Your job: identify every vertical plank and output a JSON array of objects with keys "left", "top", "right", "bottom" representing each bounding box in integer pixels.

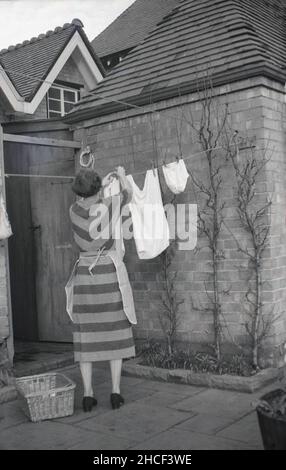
[
  {"left": 0, "top": 124, "right": 14, "bottom": 362},
  {"left": 29, "top": 158, "right": 75, "bottom": 341}
]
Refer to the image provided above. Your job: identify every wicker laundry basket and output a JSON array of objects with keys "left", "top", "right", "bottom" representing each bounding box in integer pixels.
[{"left": 15, "top": 372, "right": 76, "bottom": 422}]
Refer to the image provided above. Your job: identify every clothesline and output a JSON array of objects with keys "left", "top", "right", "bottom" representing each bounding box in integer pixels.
[
  {"left": 4, "top": 173, "right": 74, "bottom": 180},
  {"left": 0, "top": 66, "right": 194, "bottom": 131},
  {"left": 0, "top": 66, "right": 247, "bottom": 151},
  {"left": 1, "top": 67, "right": 263, "bottom": 181},
  {"left": 4, "top": 141, "right": 248, "bottom": 180}
]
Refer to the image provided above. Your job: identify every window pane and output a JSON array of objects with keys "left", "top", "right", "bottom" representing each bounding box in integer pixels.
[
  {"left": 64, "top": 90, "right": 76, "bottom": 102},
  {"left": 48, "top": 87, "right": 61, "bottom": 99},
  {"left": 64, "top": 102, "right": 74, "bottom": 113},
  {"left": 49, "top": 111, "right": 61, "bottom": 118},
  {"left": 48, "top": 99, "right": 61, "bottom": 112}
]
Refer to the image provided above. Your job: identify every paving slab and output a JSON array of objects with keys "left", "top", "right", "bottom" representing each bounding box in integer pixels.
[
  {"left": 0, "top": 400, "right": 28, "bottom": 431},
  {"left": 77, "top": 402, "right": 192, "bottom": 443},
  {"left": 137, "top": 391, "right": 199, "bottom": 408},
  {"left": 0, "top": 421, "right": 103, "bottom": 450},
  {"left": 55, "top": 379, "right": 157, "bottom": 425},
  {"left": 67, "top": 432, "right": 136, "bottom": 450},
  {"left": 216, "top": 411, "right": 263, "bottom": 449},
  {"left": 174, "top": 412, "right": 237, "bottom": 435},
  {"left": 0, "top": 363, "right": 269, "bottom": 450},
  {"left": 138, "top": 380, "right": 205, "bottom": 396},
  {"left": 169, "top": 388, "right": 254, "bottom": 419},
  {"left": 130, "top": 428, "right": 260, "bottom": 450}
]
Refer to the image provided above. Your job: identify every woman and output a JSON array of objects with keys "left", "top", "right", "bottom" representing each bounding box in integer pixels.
[{"left": 66, "top": 165, "right": 137, "bottom": 412}]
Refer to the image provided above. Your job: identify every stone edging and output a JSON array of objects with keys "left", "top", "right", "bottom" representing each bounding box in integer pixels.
[
  {"left": 0, "top": 385, "right": 17, "bottom": 404},
  {"left": 122, "top": 358, "right": 284, "bottom": 393}
]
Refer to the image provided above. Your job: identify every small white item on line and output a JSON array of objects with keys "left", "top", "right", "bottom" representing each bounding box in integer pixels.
[{"left": 162, "top": 159, "right": 189, "bottom": 194}]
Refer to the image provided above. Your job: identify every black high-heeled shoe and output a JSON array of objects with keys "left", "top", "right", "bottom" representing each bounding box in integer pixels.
[
  {"left": 82, "top": 396, "right": 97, "bottom": 412},
  {"left": 110, "top": 393, "right": 124, "bottom": 410}
]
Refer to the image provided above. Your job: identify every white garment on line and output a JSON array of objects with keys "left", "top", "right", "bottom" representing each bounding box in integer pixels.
[
  {"left": 103, "top": 177, "right": 125, "bottom": 258},
  {"left": 127, "top": 169, "right": 170, "bottom": 259},
  {"left": 103, "top": 176, "right": 120, "bottom": 198},
  {"left": 162, "top": 159, "right": 189, "bottom": 194}
]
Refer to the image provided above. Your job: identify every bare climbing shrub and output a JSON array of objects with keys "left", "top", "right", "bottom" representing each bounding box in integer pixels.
[
  {"left": 158, "top": 235, "right": 184, "bottom": 355},
  {"left": 183, "top": 77, "right": 229, "bottom": 361},
  {"left": 225, "top": 138, "right": 277, "bottom": 369}
]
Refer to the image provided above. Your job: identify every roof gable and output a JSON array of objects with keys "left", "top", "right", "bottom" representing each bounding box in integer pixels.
[
  {"left": 0, "top": 19, "right": 105, "bottom": 103},
  {"left": 68, "top": 0, "right": 286, "bottom": 122}
]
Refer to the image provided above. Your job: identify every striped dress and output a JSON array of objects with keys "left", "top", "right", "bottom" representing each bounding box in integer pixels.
[{"left": 69, "top": 190, "right": 135, "bottom": 362}]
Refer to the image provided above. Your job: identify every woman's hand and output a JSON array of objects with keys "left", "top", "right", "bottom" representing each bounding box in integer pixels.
[
  {"left": 102, "top": 166, "right": 129, "bottom": 193},
  {"left": 102, "top": 171, "right": 118, "bottom": 188},
  {"left": 116, "top": 166, "right": 126, "bottom": 178},
  {"left": 115, "top": 166, "right": 133, "bottom": 200}
]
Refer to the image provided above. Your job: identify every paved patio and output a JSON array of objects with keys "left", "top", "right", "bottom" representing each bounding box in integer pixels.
[{"left": 0, "top": 362, "right": 269, "bottom": 450}]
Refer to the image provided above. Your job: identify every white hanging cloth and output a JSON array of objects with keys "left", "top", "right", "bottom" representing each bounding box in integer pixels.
[
  {"left": 102, "top": 176, "right": 125, "bottom": 258},
  {"left": 127, "top": 169, "right": 169, "bottom": 259},
  {"left": 0, "top": 192, "right": 12, "bottom": 240},
  {"left": 103, "top": 176, "right": 121, "bottom": 197},
  {"left": 162, "top": 159, "right": 189, "bottom": 194}
]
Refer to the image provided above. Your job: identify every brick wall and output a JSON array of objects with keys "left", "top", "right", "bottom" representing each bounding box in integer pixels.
[
  {"left": 259, "top": 85, "right": 286, "bottom": 365},
  {"left": 71, "top": 77, "right": 285, "bottom": 367}
]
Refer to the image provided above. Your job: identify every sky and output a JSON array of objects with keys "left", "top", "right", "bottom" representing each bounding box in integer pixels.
[{"left": 0, "top": 0, "right": 135, "bottom": 49}]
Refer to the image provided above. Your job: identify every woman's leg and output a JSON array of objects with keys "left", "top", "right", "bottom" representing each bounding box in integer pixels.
[
  {"left": 79, "top": 361, "right": 93, "bottom": 397},
  {"left": 110, "top": 359, "right": 122, "bottom": 394}
]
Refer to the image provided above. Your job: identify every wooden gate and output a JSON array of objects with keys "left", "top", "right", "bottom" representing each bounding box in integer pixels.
[{"left": 0, "top": 123, "right": 81, "bottom": 343}]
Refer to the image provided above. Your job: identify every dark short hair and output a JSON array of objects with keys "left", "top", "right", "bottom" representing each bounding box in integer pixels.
[{"left": 72, "top": 168, "right": 102, "bottom": 198}]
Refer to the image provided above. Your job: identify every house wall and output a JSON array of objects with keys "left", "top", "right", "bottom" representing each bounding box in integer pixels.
[
  {"left": 71, "top": 76, "right": 286, "bottom": 367},
  {"left": 0, "top": 107, "right": 6, "bottom": 123},
  {"left": 24, "top": 56, "right": 86, "bottom": 121},
  {"left": 260, "top": 85, "right": 286, "bottom": 364},
  {"left": 56, "top": 56, "right": 86, "bottom": 87}
]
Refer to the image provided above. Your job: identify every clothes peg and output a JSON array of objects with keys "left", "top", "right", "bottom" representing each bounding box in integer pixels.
[
  {"left": 151, "top": 162, "right": 156, "bottom": 176},
  {"left": 176, "top": 155, "right": 180, "bottom": 163}
]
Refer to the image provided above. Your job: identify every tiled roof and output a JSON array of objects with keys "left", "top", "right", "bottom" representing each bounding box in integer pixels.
[
  {"left": 0, "top": 19, "right": 105, "bottom": 102},
  {"left": 67, "top": 0, "right": 286, "bottom": 122},
  {"left": 91, "top": 0, "right": 179, "bottom": 57}
]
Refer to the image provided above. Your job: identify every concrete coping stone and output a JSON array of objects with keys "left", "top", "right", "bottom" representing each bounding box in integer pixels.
[{"left": 122, "top": 358, "right": 285, "bottom": 394}]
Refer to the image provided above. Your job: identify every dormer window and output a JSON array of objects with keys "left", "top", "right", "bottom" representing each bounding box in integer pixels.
[{"left": 47, "top": 85, "right": 80, "bottom": 118}]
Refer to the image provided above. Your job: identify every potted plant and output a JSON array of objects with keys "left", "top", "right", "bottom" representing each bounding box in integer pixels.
[{"left": 255, "top": 379, "right": 286, "bottom": 450}]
